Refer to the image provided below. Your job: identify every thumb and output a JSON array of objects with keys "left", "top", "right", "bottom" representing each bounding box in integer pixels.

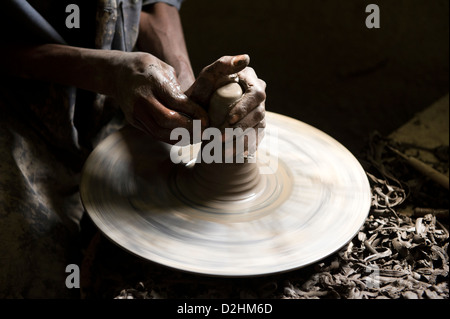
[
  {"left": 185, "top": 54, "right": 250, "bottom": 107},
  {"left": 204, "top": 54, "right": 250, "bottom": 80}
]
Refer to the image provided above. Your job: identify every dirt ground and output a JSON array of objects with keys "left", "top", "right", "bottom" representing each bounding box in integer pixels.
[{"left": 179, "top": 0, "right": 449, "bottom": 156}]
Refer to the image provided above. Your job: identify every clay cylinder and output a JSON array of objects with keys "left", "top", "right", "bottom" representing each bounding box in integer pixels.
[
  {"left": 208, "top": 82, "right": 243, "bottom": 127},
  {"left": 192, "top": 82, "right": 261, "bottom": 200}
]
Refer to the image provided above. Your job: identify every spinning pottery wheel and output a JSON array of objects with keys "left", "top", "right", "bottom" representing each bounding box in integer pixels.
[{"left": 80, "top": 84, "right": 371, "bottom": 277}]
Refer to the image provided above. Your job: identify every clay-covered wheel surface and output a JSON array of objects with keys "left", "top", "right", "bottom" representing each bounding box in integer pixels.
[{"left": 80, "top": 112, "right": 371, "bottom": 276}]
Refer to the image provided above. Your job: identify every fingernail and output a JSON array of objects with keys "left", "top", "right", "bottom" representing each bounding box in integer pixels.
[
  {"left": 229, "top": 114, "right": 239, "bottom": 124},
  {"left": 232, "top": 55, "right": 249, "bottom": 67}
]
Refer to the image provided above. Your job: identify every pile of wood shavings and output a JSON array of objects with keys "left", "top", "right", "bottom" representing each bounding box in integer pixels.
[
  {"left": 303, "top": 213, "right": 448, "bottom": 299},
  {"left": 272, "top": 171, "right": 448, "bottom": 299},
  {"left": 112, "top": 172, "right": 448, "bottom": 300}
]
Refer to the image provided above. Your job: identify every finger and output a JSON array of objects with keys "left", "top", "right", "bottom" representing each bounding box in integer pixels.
[
  {"left": 241, "top": 119, "right": 266, "bottom": 157},
  {"left": 219, "top": 102, "right": 265, "bottom": 146},
  {"left": 237, "top": 66, "right": 267, "bottom": 92},
  {"left": 134, "top": 96, "right": 194, "bottom": 132},
  {"left": 158, "top": 89, "right": 209, "bottom": 129},
  {"left": 233, "top": 103, "right": 265, "bottom": 131},
  {"left": 221, "top": 113, "right": 266, "bottom": 146},
  {"left": 134, "top": 108, "right": 197, "bottom": 146},
  {"left": 227, "top": 68, "right": 266, "bottom": 125},
  {"left": 135, "top": 95, "right": 210, "bottom": 146},
  {"left": 146, "top": 64, "right": 210, "bottom": 129},
  {"left": 223, "top": 119, "right": 266, "bottom": 160},
  {"left": 203, "top": 54, "right": 250, "bottom": 81},
  {"left": 185, "top": 55, "right": 250, "bottom": 105},
  {"left": 250, "top": 119, "right": 266, "bottom": 153}
]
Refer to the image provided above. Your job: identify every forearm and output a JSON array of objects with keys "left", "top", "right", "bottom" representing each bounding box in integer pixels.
[
  {"left": 1, "top": 44, "right": 123, "bottom": 96},
  {"left": 137, "top": 3, "right": 194, "bottom": 91}
]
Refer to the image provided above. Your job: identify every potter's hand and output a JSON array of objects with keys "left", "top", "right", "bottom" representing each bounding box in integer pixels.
[
  {"left": 186, "top": 55, "right": 266, "bottom": 129},
  {"left": 115, "top": 52, "right": 209, "bottom": 144},
  {"left": 2, "top": 45, "right": 206, "bottom": 146},
  {"left": 186, "top": 55, "right": 266, "bottom": 156}
]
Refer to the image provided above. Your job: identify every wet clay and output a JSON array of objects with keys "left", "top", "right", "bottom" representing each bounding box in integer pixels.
[
  {"left": 182, "top": 82, "right": 264, "bottom": 202},
  {"left": 208, "top": 82, "right": 243, "bottom": 127}
]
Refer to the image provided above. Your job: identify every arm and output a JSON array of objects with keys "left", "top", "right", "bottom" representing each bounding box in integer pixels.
[
  {"left": 135, "top": 4, "right": 267, "bottom": 151},
  {"left": 1, "top": 44, "right": 208, "bottom": 144},
  {"left": 137, "top": 2, "right": 194, "bottom": 91},
  {"left": 2, "top": 44, "right": 124, "bottom": 97}
]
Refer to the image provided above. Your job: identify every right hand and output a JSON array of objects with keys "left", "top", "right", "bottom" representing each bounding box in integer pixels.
[
  {"left": 185, "top": 55, "right": 267, "bottom": 157},
  {"left": 112, "top": 52, "right": 209, "bottom": 145}
]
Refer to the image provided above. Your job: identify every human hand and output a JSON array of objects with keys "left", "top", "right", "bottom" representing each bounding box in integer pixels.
[
  {"left": 186, "top": 55, "right": 267, "bottom": 157},
  {"left": 113, "top": 52, "right": 208, "bottom": 145}
]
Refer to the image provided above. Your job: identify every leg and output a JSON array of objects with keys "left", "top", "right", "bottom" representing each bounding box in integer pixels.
[{"left": 0, "top": 108, "right": 84, "bottom": 298}]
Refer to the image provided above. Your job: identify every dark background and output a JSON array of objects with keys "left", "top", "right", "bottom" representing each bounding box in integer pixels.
[{"left": 179, "top": 0, "right": 449, "bottom": 155}]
